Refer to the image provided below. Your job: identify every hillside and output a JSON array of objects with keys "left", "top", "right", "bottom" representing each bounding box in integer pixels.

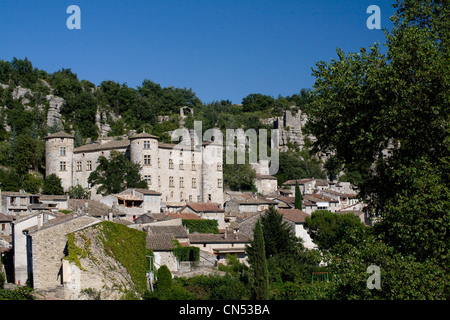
[{"left": 0, "top": 57, "right": 342, "bottom": 194}]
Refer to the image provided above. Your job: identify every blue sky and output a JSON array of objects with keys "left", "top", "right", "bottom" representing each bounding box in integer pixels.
[{"left": 0, "top": 0, "right": 395, "bottom": 104}]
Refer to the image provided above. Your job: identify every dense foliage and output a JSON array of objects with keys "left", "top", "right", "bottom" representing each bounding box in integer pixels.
[
  {"left": 182, "top": 219, "right": 219, "bottom": 234},
  {"left": 88, "top": 150, "right": 148, "bottom": 195}
]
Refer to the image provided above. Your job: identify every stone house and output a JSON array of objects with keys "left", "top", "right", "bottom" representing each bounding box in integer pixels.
[
  {"left": 22, "top": 213, "right": 99, "bottom": 291},
  {"left": 68, "top": 199, "right": 126, "bottom": 221},
  {"left": 12, "top": 212, "right": 61, "bottom": 285},
  {"left": 146, "top": 233, "right": 179, "bottom": 272},
  {"left": 0, "top": 190, "right": 40, "bottom": 217},
  {"left": 320, "top": 189, "right": 360, "bottom": 211},
  {"left": 282, "top": 178, "right": 330, "bottom": 197},
  {"left": 37, "top": 195, "right": 69, "bottom": 211},
  {"left": 224, "top": 192, "right": 278, "bottom": 214},
  {"left": 254, "top": 174, "right": 278, "bottom": 196},
  {"left": 303, "top": 194, "right": 339, "bottom": 213},
  {"left": 146, "top": 225, "right": 189, "bottom": 246},
  {"left": 178, "top": 202, "right": 225, "bottom": 230},
  {"left": 188, "top": 232, "right": 250, "bottom": 265}
]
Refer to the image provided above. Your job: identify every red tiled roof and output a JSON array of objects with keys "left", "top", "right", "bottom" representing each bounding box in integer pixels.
[
  {"left": 167, "top": 212, "right": 203, "bottom": 220},
  {"left": 186, "top": 202, "right": 224, "bottom": 213},
  {"left": 277, "top": 209, "right": 309, "bottom": 223}
]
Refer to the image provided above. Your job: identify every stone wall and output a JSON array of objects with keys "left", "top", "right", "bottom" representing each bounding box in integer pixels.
[
  {"left": 29, "top": 215, "right": 99, "bottom": 291},
  {"left": 62, "top": 224, "right": 138, "bottom": 300}
]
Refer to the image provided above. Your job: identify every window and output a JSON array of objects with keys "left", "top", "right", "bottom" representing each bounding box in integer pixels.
[
  {"left": 189, "top": 195, "right": 192, "bottom": 202},
  {"left": 208, "top": 194, "right": 212, "bottom": 202},
  {"left": 144, "top": 155, "right": 151, "bottom": 166},
  {"left": 144, "top": 175, "right": 152, "bottom": 185},
  {"left": 169, "top": 176, "right": 174, "bottom": 187},
  {"left": 86, "top": 160, "right": 92, "bottom": 171},
  {"left": 169, "top": 159, "right": 174, "bottom": 169},
  {"left": 60, "top": 161, "right": 66, "bottom": 171},
  {"left": 158, "top": 176, "right": 161, "bottom": 187},
  {"left": 180, "top": 192, "right": 184, "bottom": 201},
  {"left": 179, "top": 177, "right": 184, "bottom": 188},
  {"left": 197, "top": 195, "right": 201, "bottom": 202},
  {"left": 144, "top": 140, "right": 151, "bottom": 150},
  {"left": 191, "top": 158, "right": 196, "bottom": 171},
  {"left": 218, "top": 179, "right": 223, "bottom": 188},
  {"left": 192, "top": 178, "right": 197, "bottom": 188},
  {"left": 179, "top": 160, "right": 184, "bottom": 170},
  {"left": 60, "top": 147, "right": 66, "bottom": 156},
  {"left": 76, "top": 161, "right": 82, "bottom": 172},
  {"left": 217, "top": 163, "right": 222, "bottom": 171},
  {"left": 158, "top": 158, "right": 160, "bottom": 168}
]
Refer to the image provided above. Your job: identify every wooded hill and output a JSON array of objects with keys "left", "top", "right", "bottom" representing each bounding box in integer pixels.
[{"left": 0, "top": 57, "right": 331, "bottom": 193}]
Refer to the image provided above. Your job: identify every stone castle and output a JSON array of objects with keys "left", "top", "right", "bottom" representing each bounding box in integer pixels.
[{"left": 45, "top": 131, "right": 224, "bottom": 208}]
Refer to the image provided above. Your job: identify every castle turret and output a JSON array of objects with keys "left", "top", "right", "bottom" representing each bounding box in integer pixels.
[
  {"left": 201, "top": 140, "right": 224, "bottom": 206},
  {"left": 129, "top": 132, "right": 160, "bottom": 190},
  {"left": 45, "top": 131, "right": 75, "bottom": 191}
]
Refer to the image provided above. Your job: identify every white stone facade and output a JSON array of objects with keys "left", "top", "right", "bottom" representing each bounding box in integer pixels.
[{"left": 45, "top": 131, "right": 224, "bottom": 208}]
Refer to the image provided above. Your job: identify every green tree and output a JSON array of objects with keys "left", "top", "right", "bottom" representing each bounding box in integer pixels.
[
  {"left": 21, "top": 173, "right": 43, "bottom": 194},
  {"left": 68, "top": 184, "right": 90, "bottom": 199},
  {"left": 259, "top": 206, "right": 301, "bottom": 257},
  {"left": 307, "top": 0, "right": 449, "bottom": 264},
  {"left": 246, "top": 220, "right": 269, "bottom": 300},
  {"left": 42, "top": 173, "right": 64, "bottom": 195},
  {"left": 88, "top": 150, "right": 147, "bottom": 195},
  {"left": 304, "top": 210, "right": 369, "bottom": 253}
]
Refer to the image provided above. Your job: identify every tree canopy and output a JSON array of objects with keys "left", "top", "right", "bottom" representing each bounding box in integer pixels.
[{"left": 88, "top": 150, "right": 147, "bottom": 195}]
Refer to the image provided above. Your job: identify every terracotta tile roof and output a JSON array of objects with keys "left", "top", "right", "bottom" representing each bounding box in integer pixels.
[
  {"left": 275, "top": 196, "right": 295, "bottom": 204},
  {"left": 185, "top": 202, "right": 224, "bottom": 213},
  {"left": 277, "top": 209, "right": 310, "bottom": 223},
  {"left": 167, "top": 212, "right": 203, "bottom": 220}
]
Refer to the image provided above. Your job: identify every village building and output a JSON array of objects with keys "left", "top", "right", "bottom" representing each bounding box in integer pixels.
[
  {"left": 178, "top": 202, "right": 225, "bottom": 229},
  {"left": 224, "top": 192, "right": 278, "bottom": 214},
  {"left": 189, "top": 232, "right": 250, "bottom": 265},
  {"left": 45, "top": 131, "right": 224, "bottom": 208}
]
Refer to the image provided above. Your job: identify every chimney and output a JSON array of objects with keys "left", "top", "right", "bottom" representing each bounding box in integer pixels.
[
  {"left": 37, "top": 213, "right": 43, "bottom": 229},
  {"left": 109, "top": 212, "right": 113, "bottom": 221}
]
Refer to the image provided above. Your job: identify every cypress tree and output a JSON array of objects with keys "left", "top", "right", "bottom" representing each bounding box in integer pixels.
[
  {"left": 294, "top": 180, "right": 303, "bottom": 210},
  {"left": 246, "top": 219, "right": 269, "bottom": 300}
]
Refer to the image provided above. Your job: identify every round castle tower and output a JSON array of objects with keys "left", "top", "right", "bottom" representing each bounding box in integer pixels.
[
  {"left": 201, "top": 140, "right": 224, "bottom": 206},
  {"left": 129, "top": 132, "right": 160, "bottom": 189},
  {"left": 45, "top": 131, "right": 75, "bottom": 191}
]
